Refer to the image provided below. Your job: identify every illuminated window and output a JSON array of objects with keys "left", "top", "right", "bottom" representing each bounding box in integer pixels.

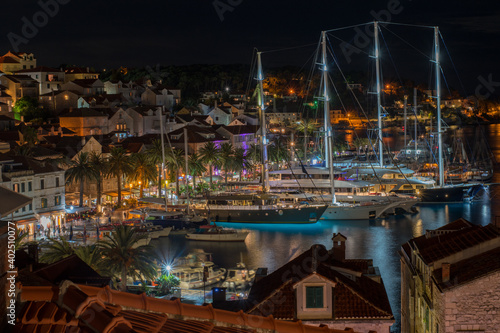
[
  {"left": 64, "top": 95, "right": 69, "bottom": 100},
  {"left": 41, "top": 198, "right": 48, "bottom": 209}
]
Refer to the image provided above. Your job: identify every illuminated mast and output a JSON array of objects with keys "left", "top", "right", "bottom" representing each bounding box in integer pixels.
[
  {"left": 321, "top": 31, "right": 336, "bottom": 204},
  {"left": 374, "top": 21, "right": 384, "bottom": 167},
  {"left": 256, "top": 51, "right": 270, "bottom": 192},
  {"left": 435, "top": 26, "right": 444, "bottom": 187}
]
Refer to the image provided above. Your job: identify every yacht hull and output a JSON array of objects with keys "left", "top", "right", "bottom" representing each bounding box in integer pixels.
[
  {"left": 320, "top": 201, "right": 401, "bottom": 220},
  {"left": 185, "top": 231, "right": 249, "bottom": 242},
  {"left": 419, "top": 184, "right": 485, "bottom": 202},
  {"left": 195, "top": 205, "right": 328, "bottom": 224}
]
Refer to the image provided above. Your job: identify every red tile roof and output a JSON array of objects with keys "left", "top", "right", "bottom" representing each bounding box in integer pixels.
[
  {"left": 17, "top": 282, "right": 360, "bottom": 333},
  {"left": 242, "top": 245, "right": 393, "bottom": 321},
  {"left": 15, "top": 66, "right": 63, "bottom": 73},
  {"left": 432, "top": 246, "right": 500, "bottom": 290},
  {"left": 408, "top": 221, "right": 500, "bottom": 264},
  {"left": 0, "top": 56, "right": 20, "bottom": 64}
]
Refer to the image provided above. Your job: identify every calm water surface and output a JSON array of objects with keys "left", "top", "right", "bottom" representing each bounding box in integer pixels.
[{"left": 154, "top": 124, "right": 500, "bottom": 332}]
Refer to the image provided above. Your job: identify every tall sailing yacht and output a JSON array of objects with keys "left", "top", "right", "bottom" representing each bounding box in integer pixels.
[
  {"left": 193, "top": 51, "right": 328, "bottom": 223},
  {"left": 418, "top": 27, "right": 486, "bottom": 202},
  {"left": 316, "top": 28, "right": 416, "bottom": 220}
]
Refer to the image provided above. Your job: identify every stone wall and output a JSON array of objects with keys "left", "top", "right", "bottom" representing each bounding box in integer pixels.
[{"left": 440, "top": 270, "right": 500, "bottom": 333}]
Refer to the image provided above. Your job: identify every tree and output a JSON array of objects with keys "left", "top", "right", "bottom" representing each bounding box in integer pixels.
[
  {"left": 21, "top": 126, "right": 38, "bottom": 147},
  {"left": 14, "top": 228, "right": 29, "bottom": 250},
  {"left": 147, "top": 139, "right": 165, "bottom": 197},
  {"left": 295, "top": 119, "right": 316, "bottom": 162},
  {"left": 13, "top": 97, "right": 45, "bottom": 122},
  {"left": 108, "top": 147, "right": 133, "bottom": 206},
  {"left": 73, "top": 245, "right": 111, "bottom": 277},
  {"left": 166, "top": 148, "right": 184, "bottom": 197},
  {"left": 65, "top": 152, "right": 96, "bottom": 207},
  {"left": 89, "top": 152, "right": 107, "bottom": 210},
  {"left": 199, "top": 141, "right": 221, "bottom": 188},
  {"left": 188, "top": 153, "right": 206, "bottom": 190},
  {"left": 100, "top": 225, "right": 158, "bottom": 291},
  {"left": 246, "top": 144, "right": 261, "bottom": 178},
  {"left": 220, "top": 142, "right": 234, "bottom": 186},
  {"left": 157, "top": 274, "right": 180, "bottom": 295},
  {"left": 40, "top": 237, "right": 74, "bottom": 264},
  {"left": 129, "top": 153, "right": 157, "bottom": 198},
  {"left": 269, "top": 138, "right": 290, "bottom": 167},
  {"left": 233, "top": 147, "right": 246, "bottom": 180}
]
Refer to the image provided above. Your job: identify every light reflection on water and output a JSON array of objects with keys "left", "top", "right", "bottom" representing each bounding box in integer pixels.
[{"left": 154, "top": 125, "right": 500, "bottom": 332}]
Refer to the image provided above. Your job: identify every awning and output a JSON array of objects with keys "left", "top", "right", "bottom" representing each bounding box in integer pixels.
[
  {"left": 103, "top": 190, "right": 132, "bottom": 197},
  {"left": 138, "top": 197, "right": 166, "bottom": 205},
  {"left": 0, "top": 187, "right": 32, "bottom": 218}
]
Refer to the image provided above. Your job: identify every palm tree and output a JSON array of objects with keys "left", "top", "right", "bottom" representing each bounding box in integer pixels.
[
  {"left": 188, "top": 153, "right": 206, "bottom": 190},
  {"left": 40, "top": 237, "right": 74, "bottom": 264},
  {"left": 89, "top": 152, "right": 107, "bottom": 210},
  {"left": 66, "top": 152, "right": 95, "bottom": 207},
  {"left": 128, "top": 153, "right": 157, "bottom": 198},
  {"left": 14, "top": 228, "right": 28, "bottom": 250},
  {"left": 295, "top": 119, "right": 316, "bottom": 162},
  {"left": 147, "top": 139, "right": 164, "bottom": 197},
  {"left": 21, "top": 126, "right": 38, "bottom": 147},
  {"left": 199, "top": 142, "right": 221, "bottom": 188},
  {"left": 233, "top": 147, "right": 246, "bottom": 180},
  {"left": 220, "top": 142, "right": 234, "bottom": 186},
  {"left": 246, "top": 144, "right": 261, "bottom": 179},
  {"left": 100, "top": 225, "right": 158, "bottom": 291},
  {"left": 166, "top": 148, "right": 184, "bottom": 197},
  {"left": 269, "top": 138, "right": 290, "bottom": 167},
  {"left": 73, "top": 245, "right": 111, "bottom": 277},
  {"left": 107, "top": 147, "right": 133, "bottom": 206}
]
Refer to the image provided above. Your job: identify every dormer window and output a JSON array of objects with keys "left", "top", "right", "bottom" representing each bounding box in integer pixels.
[{"left": 306, "top": 286, "right": 324, "bottom": 308}]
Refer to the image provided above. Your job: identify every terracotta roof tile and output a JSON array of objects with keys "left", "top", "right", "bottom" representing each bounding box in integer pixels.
[
  {"left": 433, "top": 246, "right": 500, "bottom": 290},
  {"left": 19, "top": 282, "right": 358, "bottom": 333},
  {"left": 410, "top": 222, "right": 500, "bottom": 264},
  {"left": 243, "top": 245, "right": 393, "bottom": 321}
]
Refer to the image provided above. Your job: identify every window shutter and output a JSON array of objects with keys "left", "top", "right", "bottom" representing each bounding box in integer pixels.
[
  {"left": 306, "top": 287, "right": 315, "bottom": 308},
  {"left": 306, "top": 286, "right": 324, "bottom": 308},
  {"left": 315, "top": 286, "right": 323, "bottom": 308}
]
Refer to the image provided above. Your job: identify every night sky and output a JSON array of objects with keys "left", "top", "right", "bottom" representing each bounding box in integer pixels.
[{"left": 2, "top": 0, "right": 499, "bottom": 95}]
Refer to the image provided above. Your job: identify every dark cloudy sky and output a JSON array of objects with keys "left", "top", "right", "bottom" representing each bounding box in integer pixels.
[{"left": 2, "top": 0, "right": 499, "bottom": 94}]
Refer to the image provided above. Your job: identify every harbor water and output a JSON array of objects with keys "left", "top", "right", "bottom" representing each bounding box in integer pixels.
[{"left": 153, "top": 124, "right": 500, "bottom": 332}]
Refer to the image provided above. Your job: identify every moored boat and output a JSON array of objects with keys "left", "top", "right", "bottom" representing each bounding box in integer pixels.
[
  {"left": 185, "top": 225, "right": 249, "bottom": 242},
  {"left": 193, "top": 194, "right": 328, "bottom": 224}
]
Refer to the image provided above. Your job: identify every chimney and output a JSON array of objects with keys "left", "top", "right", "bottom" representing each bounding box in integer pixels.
[
  {"left": 81, "top": 136, "right": 86, "bottom": 146},
  {"left": 331, "top": 233, "right": 346, "bottom": 261},
  {"left": 214, "top": 100, "right": 217, "bottom": 109},
  {"left": 442, "top": 263, "right": 451, "bottom": 283}
]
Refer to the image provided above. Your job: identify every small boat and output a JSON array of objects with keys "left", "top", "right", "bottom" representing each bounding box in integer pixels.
[
  {"left": 222, "top": 259, "right": 255, "bottom": 291},
  {"left": 169, "top": 250, "right": 226, "bottom": 289},
  {"left": 135, "top": 223, "right": 172, "bottom": 239},
  {"left": 185, "top": 225, "right": 249, "bottom": 242}
]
